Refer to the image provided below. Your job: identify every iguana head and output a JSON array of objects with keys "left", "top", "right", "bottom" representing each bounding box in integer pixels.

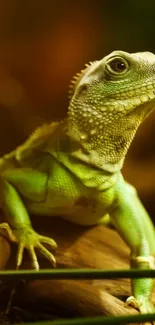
[{"left": 67, "top": 50, "right": 155, "bottom": 171}]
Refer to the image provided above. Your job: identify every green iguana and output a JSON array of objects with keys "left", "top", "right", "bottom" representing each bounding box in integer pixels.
[{"left": 0, "top": 50, "right": 155, "bottom": 315}]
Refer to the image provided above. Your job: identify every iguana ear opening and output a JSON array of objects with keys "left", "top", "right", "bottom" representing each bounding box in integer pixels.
[{"left": 68, "top": 61, "right": 97, "bottom": 102}]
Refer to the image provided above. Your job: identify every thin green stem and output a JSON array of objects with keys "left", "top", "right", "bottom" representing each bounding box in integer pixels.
[
  {"left": 1, "top": 268, "right": 155, "bottom": 281},
  {"left": 14, "top": 313, "right": 155, "bottom": 325}
]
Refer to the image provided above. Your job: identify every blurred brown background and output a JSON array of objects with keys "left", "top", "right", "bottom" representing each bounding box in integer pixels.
[{"left": 0, "top": 0, "right": 155, "bottom": 218}]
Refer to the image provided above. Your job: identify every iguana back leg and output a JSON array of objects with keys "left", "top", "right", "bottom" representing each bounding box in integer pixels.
[{"left": 0, "top": 168, "right": 57, "bottom": 269}]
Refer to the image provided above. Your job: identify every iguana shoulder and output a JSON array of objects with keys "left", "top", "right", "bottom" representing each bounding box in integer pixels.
[
  {"left": 16, "top": 121, "right": 62, "bottom": 161},
  {"left": 0, "top": 120, "right": 68, "bottom": 169}
]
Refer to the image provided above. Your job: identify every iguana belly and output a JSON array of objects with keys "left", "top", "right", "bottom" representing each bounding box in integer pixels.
[
  {"left": 26, "top": 163, "right": 115, "bottom": 226},
  {"left": 27, "top": 198, "right": 108, "bottom": 226}
]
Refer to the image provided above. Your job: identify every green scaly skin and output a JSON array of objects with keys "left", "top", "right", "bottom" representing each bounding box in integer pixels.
[{"left": 0, "top": 50, "right": 155, "bottom": 315}]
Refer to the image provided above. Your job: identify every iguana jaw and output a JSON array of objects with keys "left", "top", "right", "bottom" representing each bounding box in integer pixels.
[
  {"left": 126, "top": 94, "right": 155, "bottom": 120},
  {"left": 105, "top": 76, "right": 155, "bottom": 118},
  {"left": 105, "top": 86, "right": 155, "bottom": 120}
]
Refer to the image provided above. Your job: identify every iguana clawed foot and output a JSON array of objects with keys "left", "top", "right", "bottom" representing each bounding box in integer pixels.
[
  {"left": 126, "top": 295, "right": 155, "bottom": 313},
  {"left": 126, "top": 255, "right": 155, "bottom": 323},
  {"left": 0, "top": 222, "right": 57, "bottom": 270},
  {"left": 126, "top": 296, "right": 155, "bottom": 324}
]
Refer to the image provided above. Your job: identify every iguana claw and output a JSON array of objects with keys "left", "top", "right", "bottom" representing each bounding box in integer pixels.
[{"left": 0, "top": 222, "right": 57, "bottom": 270}]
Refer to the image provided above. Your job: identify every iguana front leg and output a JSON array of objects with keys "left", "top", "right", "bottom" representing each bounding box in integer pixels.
[
  {"left": 0, "top": 168, "right": 57, "bottom": 269},
  {"left": 111, "top": 179, "right": 155, "bottom": 314}
]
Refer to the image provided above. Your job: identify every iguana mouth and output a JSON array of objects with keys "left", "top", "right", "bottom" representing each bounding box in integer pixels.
[
  {"left": 131, "top": 90, "right": 155, "bottom": 105},
  {"left": 105, "top": 83, "right": 155, "bottom": 116},
  {"left": 135, "top": 95, "right": 155, "bottom": 119},
  {"left": 110, "top": 80, "right": 155, "bottom": 100},
  {"left": 124, "top": 91, "right": 155, "bottom": 120},
  {"left": 98, "top": 89, "right": 155, "bottom": 117}
]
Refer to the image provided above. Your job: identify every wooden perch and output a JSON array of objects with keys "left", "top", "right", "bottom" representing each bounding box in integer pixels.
[{"left": 0, "top": 216, "right": 154, "bottom": 324}]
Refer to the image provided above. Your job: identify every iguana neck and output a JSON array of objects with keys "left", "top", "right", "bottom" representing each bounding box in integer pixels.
[{"left": 68, "top": 103, "right": 141, "bottom": 173}]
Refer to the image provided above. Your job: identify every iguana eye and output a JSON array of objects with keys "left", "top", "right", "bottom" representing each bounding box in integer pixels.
[{"left": 106, "top": 57, "right": 129, "bottom": 74}]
